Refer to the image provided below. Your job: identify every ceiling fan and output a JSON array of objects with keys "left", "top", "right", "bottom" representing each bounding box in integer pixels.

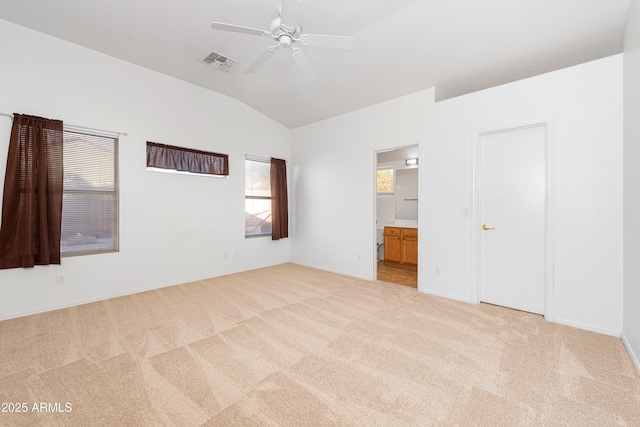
[{"left": 211, "top": 0, "right": 354, "bottom": 80}]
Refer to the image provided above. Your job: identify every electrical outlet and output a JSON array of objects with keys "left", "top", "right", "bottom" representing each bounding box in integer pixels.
[
  {"left": 223, "top": 251, "right": 228, "bottom": 259},
  {"left": 56, "top": 274, "right": 66, "bottom": 286},
  {"left": 435, "top": 266, "right": 441, "bottom": 275},
  {"left": 235, "top": 251, "right": 239, "bottom": 258}
]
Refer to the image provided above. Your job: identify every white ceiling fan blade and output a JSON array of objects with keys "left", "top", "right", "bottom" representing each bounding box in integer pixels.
[
  {"left": 303, "top": 34, "right": 355, "bottom": 50},
  {"left": 211, "top": 22, "right": 269, "bottom": 37},
  {"left": 280, "top": 0, "right": 302, "bottom": 28},
  {"left": 245, "top": 49, "right": 275, "bottom": 74},
  {"left": 292, "top": 50, "right": 319, "bottom": 81}
]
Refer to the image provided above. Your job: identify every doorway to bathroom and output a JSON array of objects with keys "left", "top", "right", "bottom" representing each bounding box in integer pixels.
[{"left": 374, "top": 145, "right": 418, "bottom": 288}]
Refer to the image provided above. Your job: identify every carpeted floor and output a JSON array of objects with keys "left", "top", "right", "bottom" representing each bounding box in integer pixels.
[{"left": 0, "top": 263, "right": 638, "bottom": 426}]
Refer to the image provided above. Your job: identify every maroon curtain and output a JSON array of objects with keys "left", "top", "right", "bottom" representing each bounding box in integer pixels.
[
  {"left": 147, "top": 141, "right": 229, "bottom": 176},
  {"left": 0, "top": 114, "right": 64, "bottom": 269},
  {"left": 270, "top": 158, "right": 288, "bottom": 240}
]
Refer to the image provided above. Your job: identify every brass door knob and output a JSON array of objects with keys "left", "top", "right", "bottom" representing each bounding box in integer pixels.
[{"left": 482, "top": 224, "right": 495, "bottom": 230}]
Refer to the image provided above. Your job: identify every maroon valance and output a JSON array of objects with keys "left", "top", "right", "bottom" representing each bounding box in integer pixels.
[{"left": 146, "top": 141, "right": 229, "bottom": 176}]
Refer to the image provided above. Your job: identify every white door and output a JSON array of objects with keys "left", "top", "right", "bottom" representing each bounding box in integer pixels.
[{"left": 480, "top": 125, "right": 546, "bottom": 314}]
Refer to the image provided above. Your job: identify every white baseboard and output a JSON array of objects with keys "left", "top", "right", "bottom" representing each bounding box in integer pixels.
[
  {"left": 0, "top": 261, "right": 289, "bottom": 322},
  {"left": 622, "top": 333, "right": 640, "bottom": 372},
  {"left": 554, "top": 317, "right": 622, "bottom": 337},
  {"left": 289, "top": 259, "right": 370, "bottom": 281},
  {"left": 0, "top": 274, "right": 225, "bottom": 322},
  {"left": 417, "top": 288, "right": 475, "bottom": 304}
]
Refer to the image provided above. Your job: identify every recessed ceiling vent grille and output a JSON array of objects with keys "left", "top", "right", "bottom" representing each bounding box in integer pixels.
[{"left": 202, "top": 51, "right": 238, "bottom": 72}]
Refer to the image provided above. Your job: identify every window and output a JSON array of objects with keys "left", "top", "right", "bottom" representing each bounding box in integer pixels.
[
  {"left": 245, "top": 157, "right": 272, "bottom": 237},
  {"left": 377, "top": 168, "right": 394, "bottom": 194},
  {"left": 61, "top": 130, "right": 118, "bottom": 256}
]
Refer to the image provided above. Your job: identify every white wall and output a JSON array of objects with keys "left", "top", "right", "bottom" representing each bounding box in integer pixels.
[
  {"left": 290, "top": 89, "right": 434, "bottom": 279},
  {"left": 376, "top": 194, "right": 396, "bottom": 227},
  {"left": 421, "top": 55, "right": 623, "bottom": 335},
  {"left": 0, "top": 20, "right": 291, "bottom": 320},
  {"left": 376, "top": 159, "right": 419, "bottom": 226},
  {"left": 395, "top": 168, "right": 419, "bottom": 220},
  {"left": 623, "top": 0, "right": 640, "bottom": 368}
]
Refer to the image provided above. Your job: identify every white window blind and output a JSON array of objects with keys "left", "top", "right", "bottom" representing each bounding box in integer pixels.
[
  {"left": 245, "top": 157, "right": 272, "bottom": 237},
  {"left": 61, "top": 130, "right": 119, "bottom": 256}
]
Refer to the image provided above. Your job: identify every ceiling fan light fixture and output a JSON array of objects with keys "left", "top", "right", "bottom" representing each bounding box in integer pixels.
[{"left": 280, "top": 35, "right": 293, "bottom": 48}]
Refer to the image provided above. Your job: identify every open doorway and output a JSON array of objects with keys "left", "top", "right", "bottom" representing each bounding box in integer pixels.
[{"left": 374, "top": 145, "right": 418, "bottom": 288}]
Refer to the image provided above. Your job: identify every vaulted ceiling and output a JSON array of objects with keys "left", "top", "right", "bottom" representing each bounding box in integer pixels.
[{"left": 0, "top": 0, "right": 631, "bottom": 128}]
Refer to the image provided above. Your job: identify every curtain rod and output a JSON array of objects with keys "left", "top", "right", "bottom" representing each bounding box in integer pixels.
[{"left": 0, "top": 112, "right": 128, "bottom": 137}]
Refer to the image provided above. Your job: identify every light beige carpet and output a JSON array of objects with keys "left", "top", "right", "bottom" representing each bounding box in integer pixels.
[{"left": 0, "top": 263, "right": 639, "bottom": 426}]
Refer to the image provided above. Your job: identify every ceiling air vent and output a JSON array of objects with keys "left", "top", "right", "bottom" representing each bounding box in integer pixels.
[{"left": 202, "top": 51, "right": 238, "bottom": 72}]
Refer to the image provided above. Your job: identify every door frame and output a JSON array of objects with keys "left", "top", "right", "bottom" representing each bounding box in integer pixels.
[
  {"left": 471, "top": 118, "right": 556, "bottom": 321},
  {"left": 372, "top": 143, "right": 420, "bottom": 281}
]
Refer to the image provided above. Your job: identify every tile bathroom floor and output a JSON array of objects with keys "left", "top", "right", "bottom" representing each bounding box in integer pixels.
[{"left": 377, "top": 261, "right": 417, "bottom": 288}]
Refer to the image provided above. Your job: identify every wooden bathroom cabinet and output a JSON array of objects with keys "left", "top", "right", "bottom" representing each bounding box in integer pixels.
[{"left": 383, "top": 226, "right": 418, "bottom": 270}]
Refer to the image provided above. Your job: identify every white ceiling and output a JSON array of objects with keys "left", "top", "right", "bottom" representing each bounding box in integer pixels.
[
  {"left": 0, "top": 0, "right": 631, "bottom": 129},
  {"left": 378, "top": 146, "right": 419, "bottom": 165}
]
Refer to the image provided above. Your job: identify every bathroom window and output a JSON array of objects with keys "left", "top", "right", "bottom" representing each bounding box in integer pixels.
[{"left": 377, "top": 168, "right": 394, "bottom": 194}]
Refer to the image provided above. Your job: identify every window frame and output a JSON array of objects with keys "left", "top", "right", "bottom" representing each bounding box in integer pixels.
[
  {"left": 245, "top": 156, "right": 272, "bottom": 238},
  {"left": 61, "top": 129, "right": 119, "bottom": 257}
]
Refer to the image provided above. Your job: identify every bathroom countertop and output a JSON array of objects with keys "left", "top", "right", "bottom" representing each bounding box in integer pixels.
[{"left": 377, "top": 221, "right": 418, "bottom": 229}]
